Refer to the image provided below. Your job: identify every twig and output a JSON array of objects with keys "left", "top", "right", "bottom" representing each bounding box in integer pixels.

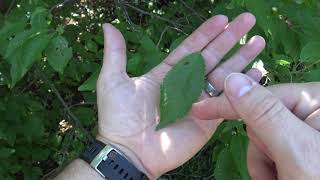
[
  {"left": 50, "top": 0, "right": 75, "bottom": 12},
  {"left": 5, "top": 0, "right": 15, "bottom": 16},
  {"left": 157, "top": 26, "right": 169, "bottom": 48},
  {"left": 117, "top": 0, "right": 139, "bottom": 31},
  {"left": 168, "top": 26, "right": 188, "bottom": 36},
  {"left": 36, "top": 67, "right": 94, "bottom": 143},
  {"left": 67, "top": 102, "right": 96, "bottom": 110},
  {"left": 123, "top": 1, "right": 187, "bottom": 28},
  {"left": 178, "top": 0, "right": 206, "bottom": 21}
]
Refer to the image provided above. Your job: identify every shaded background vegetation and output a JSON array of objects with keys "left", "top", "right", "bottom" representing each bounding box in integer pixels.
[{"left": 0, "top": 0, "right": 319, "bottom": 179}]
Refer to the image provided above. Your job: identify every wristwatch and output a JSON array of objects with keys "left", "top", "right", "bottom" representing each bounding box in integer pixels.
[{"left": 81, "top": 139, "right": 149, "bottom": 180}]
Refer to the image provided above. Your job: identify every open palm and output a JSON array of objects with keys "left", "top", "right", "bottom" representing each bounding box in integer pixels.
[{"left": 96, "top": 13, "right": 266, "bottom": 179}]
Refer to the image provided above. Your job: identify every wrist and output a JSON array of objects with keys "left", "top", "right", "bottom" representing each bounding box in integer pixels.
[{"left": 96, "top": 135, "right": 155, "bottom": 180}]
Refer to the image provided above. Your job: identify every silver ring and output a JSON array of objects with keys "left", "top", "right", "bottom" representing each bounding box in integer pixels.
[{"left": 205, "top": 80, "right": 221, "bottom": 97}]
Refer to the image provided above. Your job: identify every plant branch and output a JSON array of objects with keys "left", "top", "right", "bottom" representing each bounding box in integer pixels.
[
  {"left": 157, "top": 26, "right": 169, "bottom": 48},
  {"left": 178, "top": 0, "right": 206, "bottom": 21},
  {"left": 117, "top": 0, "right": 139, "bottom": 31},
  {"left": 123, "top": 1, "right": 187, "bottom": 28},
  {"left": 5, "top": 0, "right": 15, "bottom": 16},
  {"left": 36, "top": 67, "right": 94, "bottom": 143},
  {"left": 50, "top": 0, "right": 75, "bottom": 12}
]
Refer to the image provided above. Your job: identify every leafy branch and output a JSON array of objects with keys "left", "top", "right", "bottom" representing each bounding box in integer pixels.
[
  {"left": 36, "top": 66, "right": 94, "bottom": 143},
  {"left": 50, "top": 0, "right": 75, "bottom": 12},
  {"left": 123, "top": 1, "right": 188, "bottom": 29},
  {"left": 178, "top": 0, "right": 206, "bottom": 21}
]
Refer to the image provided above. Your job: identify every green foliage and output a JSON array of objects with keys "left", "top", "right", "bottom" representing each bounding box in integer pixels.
[
  {"left": 0, "top": 0, "right": 320, "bottom": 179},
  {"left": 214, "top": 147, "right": 239, "bottom": 180},
  {"left": 46, "top": 36, "right": 73, "bottom": 74},
  {"left": 157, "top": 53, "right": 205, "bottom": 130},
  {"left": 78, "top": 69, "right": 100, "bottom": 91},
  {"left": 300, "top": 42, "right": 320, "bottom": 62},
  {"left": 127, "top": 34, "right": 167, "bottom": 76}
]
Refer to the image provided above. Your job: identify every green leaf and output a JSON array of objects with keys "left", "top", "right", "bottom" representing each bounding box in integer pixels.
[
  {"left": 23, "top": 167, "right": 42, "bottom": 180},
  {"left": 31, "top": 147, "right": 50, "bottom": 161},
  {"left": 230, "top": 134, "right": 250, "bottom": 180},
  {"left": 0, "top": 148, "right": 15, "bottom": 159},
  {"left": 245, "top": 0, "right": 271, "bottom": 33},
  {"left": 304, "top": 69, "right": 320, "bottom": 81},
  {"left": 78, "top": 70, "right": 100, "bottom": 91},
  {"left": 210, "top": 120, "right": 228, "bottom": 143},
  {"left": 127, "top": 53, "right": 144, "bottom": 76},
  {"left": 300, "top": 42, "right": 320, "bottom": 62},
  {"left": 72, "top": 107, "right": 96, "bottom": 126},
  {"left": 85, "top": 39, "right": 98, "bottom": 53},
  {"left": 0, "top": 19, "right": 27, "bottom": 39},
  {"left": 23, "top": 115, "right": 44, "bottom": 142},
  {"left": 94, "top": 33, "right": 104, "bottom": 45},
  {"left": 210, "top": 120, "right": 243, "bottom": 144},
  {"left": 46, "top": 36, "right": 73, "bottom": 74},
  {"left": 139, "top": 35, "right": 166, "bottom": 74},
  {"left": 8, "top": 33, "right": 51, "bottom": 86},
  {"left": 169, "top": 35, "right": 186, "bottom": 52},
  {"left": 4, "top": 30, "right": 34, "bottom": 59},
  {"left": 30, "top": 7, "right": 48, "bottom": 31},
  {"left": 294, "top": 0, "right": 305, "bottom": 4},
  {"left": 214, "top": 147, "right": 239, "bottom": 180},
  {"left": 157, "top": 53, "right": 205, "bottom": 130},
  {"left": 0, "top": 20, "right": 27, "bottom": 55}
]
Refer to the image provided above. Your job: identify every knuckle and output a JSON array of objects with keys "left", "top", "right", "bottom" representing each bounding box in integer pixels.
[
  {"left": 201, "top": 47, "right": 222, "bottom": 62},
  {"left": 250, "top": 95, "right": 285, "bottom": 128}
]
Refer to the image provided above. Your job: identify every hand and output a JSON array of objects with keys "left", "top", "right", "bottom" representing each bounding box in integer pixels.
[
  {"left": 195, "top": 73, "right": 320, "bottom": 179},
  {"left": 96, "top": 13, "right": 265, "bottom": 179}
]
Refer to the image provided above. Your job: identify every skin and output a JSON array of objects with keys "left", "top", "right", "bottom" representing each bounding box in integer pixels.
[
  {"left": 56, "top": 12, "right": 266, "bottom": 180},
  {"left": 194, "top": 74, "right": 320, "bottom": 180},
  {"left": 95, "top": 13, "right": 265, "bottom": 179},
  {"left": 55, "top": 12, "right": 320, "bottom": 180}
]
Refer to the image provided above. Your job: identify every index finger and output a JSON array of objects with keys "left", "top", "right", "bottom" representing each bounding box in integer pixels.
[{"left": 148, "top": 15, "right": 228, "bottom": 83}]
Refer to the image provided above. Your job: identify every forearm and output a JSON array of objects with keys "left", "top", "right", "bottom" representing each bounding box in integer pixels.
[
  {"left": 55, "top": 136, "right": 153, "bottom": 180},
  {"left": 54, "top": 159, "right": 103, "bottom": 180}
]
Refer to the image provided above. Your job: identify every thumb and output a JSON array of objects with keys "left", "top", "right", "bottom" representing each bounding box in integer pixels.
[
  {"left": 224, "top": 73, "right": 315, "bottom": 161},
  {"left": 101, "top": 23, "right": 128, "bottom": 78}
]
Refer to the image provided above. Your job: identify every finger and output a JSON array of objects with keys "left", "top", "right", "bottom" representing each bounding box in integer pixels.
[
  {"left": 201, "top": 13, "right": 256, "bottom": 74},
  {"left": 247, "top": 142, "right": 277, "bottom": 180},
  {"left": 100, "top": 23, "right": 128, "bottom": 78},
  {"left": 193, "top": 83, "right": 320, "bottom": 121},
  {"left": 193, "top": 69, "right": 262, "bottom": 120},
  {"left": 305, "top": 108, "right": 320, "bottom": 130},
  {"left": 206, "top": 36, "right": 265, "bottom": 91},
  {"left": 247, "top": 127, "right": 272, "bottom": 160},
  {"left": 149, "top": 15, "right": 228, "bottom": 82},
  {"left": 224, "top": 73, "right": 319, "bottom": 163},
  {"left": 246, "top": 68, "right": 262, "bottom": 82}
]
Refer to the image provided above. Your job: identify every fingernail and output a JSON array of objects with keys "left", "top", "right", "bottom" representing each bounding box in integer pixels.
[{"left": 225, "top": 73, "right": 255, "bottom": 97}]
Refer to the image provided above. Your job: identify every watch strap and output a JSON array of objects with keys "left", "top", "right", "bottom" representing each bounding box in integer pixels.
[
  {"left": 80, "top": 140, "right": 105, "bottom": 163},
  {"left": 97, "top": 149, "right": 148, "bottom": 180},
  {"left": 81, "top": 140, "right": 149, "bottom": 180}
]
